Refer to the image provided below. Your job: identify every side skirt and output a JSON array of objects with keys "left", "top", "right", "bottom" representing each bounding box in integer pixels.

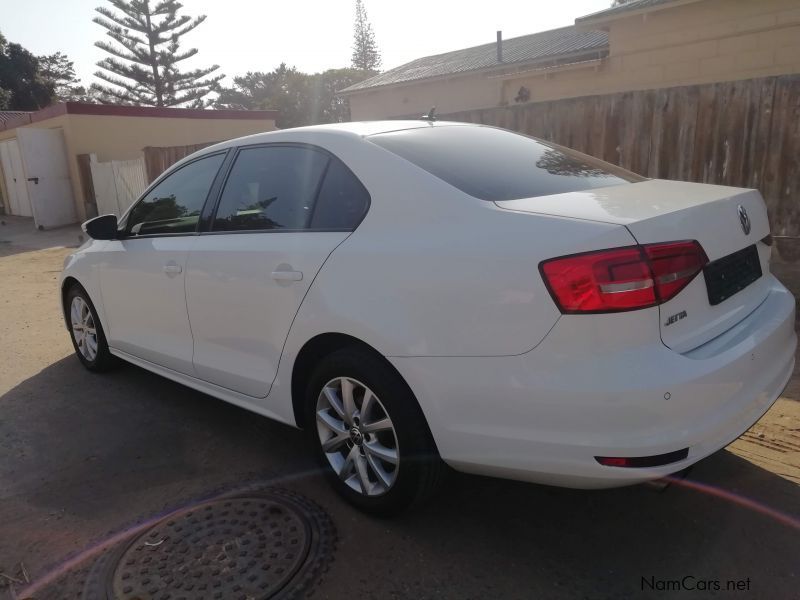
[{"left": 109, "top": 347, "right": 298, "bottom": 429}]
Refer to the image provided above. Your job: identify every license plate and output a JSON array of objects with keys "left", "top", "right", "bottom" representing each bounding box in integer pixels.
[{"left": 704, "top": 244, "right": 762, "bottom": 306}]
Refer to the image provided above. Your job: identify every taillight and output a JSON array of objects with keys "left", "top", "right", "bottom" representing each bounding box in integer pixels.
[
  {"left": 540, "top": 241, "right": 708, "bottom": 314},
  {"left": 643, "top": 241, "right": 709, "bottom": 303}
]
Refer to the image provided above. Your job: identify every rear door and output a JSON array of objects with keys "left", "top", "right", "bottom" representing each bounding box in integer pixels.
[
  {"left": 99, "top": 152, "right": 226, "bottom": 374},
  {"left": 185, "top": 144, "right": 369, "bottom": 398}
]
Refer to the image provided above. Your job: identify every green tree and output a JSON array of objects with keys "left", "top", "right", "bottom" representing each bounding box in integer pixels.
[
  {"left": 308, "top": 68, "right": 376, "bottom": 123},
  {"left": 215, "top": 64, "right": 310, "bottom": 128},
  {"left": 215, "top": 65, "right": 374, "bottom": 127},
  {"left": 38, "top": 52, "right": 89, "bottom": 102},
  {"left": 92, "top": 0, "right": 223, "bottom": 106},
  {"left": 351, "top": 0, "right": 381, "bottom": 72},
  {"left": 0, "top": 32, "right": 55, "bottom": 110}
]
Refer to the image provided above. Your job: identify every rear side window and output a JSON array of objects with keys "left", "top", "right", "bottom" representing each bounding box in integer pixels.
[
  {"left": 212, "top": 146, "right": 329, "bottom": 232},
  {"left": 310, "top": 159, "right": 370, "bottom": 230},
  {"left": 368, "top": 125, "right": 644, "bottom": 201},
  {"left": 126, "top": 153, "right": 224, "bottom": 236}
]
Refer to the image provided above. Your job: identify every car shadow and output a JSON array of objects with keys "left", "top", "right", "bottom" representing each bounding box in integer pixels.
[
  {"left": 392, "top": 454, "right": 799, "bottom": 598},
  {"left": 1, "top": 356, "right": 798, "bottom": 599},
  {"left": 0, "top": 222, "right": 83, "bottom": 259}
]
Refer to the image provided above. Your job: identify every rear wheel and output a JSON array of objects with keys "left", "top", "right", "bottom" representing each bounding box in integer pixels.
[
  {"left": 306, "top": 347, "right": 444, "bottom": 516},
  {"left": 66, "top": 285, "right": 117, "bottom": 372}
]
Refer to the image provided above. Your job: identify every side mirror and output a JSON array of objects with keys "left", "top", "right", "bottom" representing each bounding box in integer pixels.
[{"left": 82, "top": 214, "right": 119, "bottom": 240}]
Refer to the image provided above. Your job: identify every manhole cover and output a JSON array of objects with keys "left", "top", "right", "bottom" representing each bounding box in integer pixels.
[{"left": 101, "top": 489, "right": 334, "bottom": 600}]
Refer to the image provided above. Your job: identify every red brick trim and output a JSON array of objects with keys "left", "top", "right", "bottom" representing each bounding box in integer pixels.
[
  {"left": 0, "top": 113, "right": 33, "bottom": 131},
  {"left": 1, "top": 102, "right": 278, "bottom": 132}
]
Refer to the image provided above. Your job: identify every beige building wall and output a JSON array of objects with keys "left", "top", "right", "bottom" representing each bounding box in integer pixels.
[
  {"left": 348, "top": 72, "right": 501, "bottom": 120},
  {"left": 0, "top": 112, "right": 275, "bottom": 222},
  {"left": 505, "top": 0, "right": 800, "bottom": 104},
  {"left": 62, "top": 114, "right": 275, "bottom": 162},
  {"left": 347, "top": 0, "right": 800, "bottom": 119}
]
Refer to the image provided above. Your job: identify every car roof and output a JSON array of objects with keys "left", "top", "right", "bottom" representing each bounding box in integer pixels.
[
  {"left": 159, "top": 120, "right": 478, "bottom": 180},
  {"left": 286, "top": 120, "right": 468, "bottom": 137},
  {"left": 198, "top": 120, "right": 472, "bottom": 153}
]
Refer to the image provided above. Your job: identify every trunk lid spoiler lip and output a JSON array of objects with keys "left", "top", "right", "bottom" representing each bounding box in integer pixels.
[{"left": 493, "top": 179, "right": 760, "bottom": 230}]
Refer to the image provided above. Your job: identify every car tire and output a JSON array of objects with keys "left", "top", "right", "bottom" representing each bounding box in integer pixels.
[
  {"left": 305, "top": 346, "right": 445, "bottom": 516},
  {"left": 65, "top": 284, "right": 117, "bottom": 372}
]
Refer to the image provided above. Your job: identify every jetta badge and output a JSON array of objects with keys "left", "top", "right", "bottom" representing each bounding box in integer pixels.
[{"left": 738, "top": 205, "right": 751, "bottom": 235}]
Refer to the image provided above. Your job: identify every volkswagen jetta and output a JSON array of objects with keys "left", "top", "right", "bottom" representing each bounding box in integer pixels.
[{"left": 60, "top": 121, "right": 796, "bottom": 514}]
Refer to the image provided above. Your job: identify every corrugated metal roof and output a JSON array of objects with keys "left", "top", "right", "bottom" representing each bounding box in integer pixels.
[
  {"left": 0, "top": 111, "right": 31, "bottom": 126},
  {"left": 340, "top": 26, "right": 608, "bottom": 94},
  {"left": 576, "top": 0, "right": 680, "bottom": 23}
]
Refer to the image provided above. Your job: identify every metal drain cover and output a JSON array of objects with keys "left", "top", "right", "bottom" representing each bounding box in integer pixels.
[{"left": 103, "top": 490, "right": 333, "bottom": 600}]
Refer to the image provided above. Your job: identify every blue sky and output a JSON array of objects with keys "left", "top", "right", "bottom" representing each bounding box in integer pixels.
[{"left": 3, "top": 0, "right": 611, "bottom": 86}]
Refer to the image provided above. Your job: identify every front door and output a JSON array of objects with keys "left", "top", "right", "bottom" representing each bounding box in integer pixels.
[
  {"left": 16, "top": 128, "right": 76, "bottom": 228},
  {"left": 185, "top": 145, "right": 370, "bottom": 398},
  {"left": 98, "top": 152, "right": 226, "bottom": 375}
]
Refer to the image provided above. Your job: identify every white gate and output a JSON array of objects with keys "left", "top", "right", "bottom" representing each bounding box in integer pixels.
[
  {"left": 0, "top": 138, "right": 33, "bottom": 217},
  {"left": 90, "top": 156, "right": 148, "bottom": 217},
  {"left": 16, "top": 128, "right": 77, "bottom": 228}
]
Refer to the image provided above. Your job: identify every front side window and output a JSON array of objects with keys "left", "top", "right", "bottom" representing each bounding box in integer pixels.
[
  {"left": 212, "top": 146, "right": 329, "bottom": 232},
  {"left": 368, "top": 125, "right": 645, "bottom": 201},
  {"left": 126, "top": 153, "right": 225, "bottom": 236}
]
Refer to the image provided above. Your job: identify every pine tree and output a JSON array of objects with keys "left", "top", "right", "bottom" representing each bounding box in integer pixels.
[
  {"left": 92, "top": 0, "right": 223, "bottom": 107},
  {"left": 351, "top": 0, "right": 381, "bottom": 72}
]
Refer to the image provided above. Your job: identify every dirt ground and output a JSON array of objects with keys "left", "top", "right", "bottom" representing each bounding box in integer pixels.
[{"left": 1, "top": 216, "right": 798, "bottom": 600}]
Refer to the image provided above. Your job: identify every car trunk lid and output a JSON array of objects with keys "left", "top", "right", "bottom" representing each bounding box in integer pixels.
[{"left": 497, "top": 179, "right": 771, "bottom": 352}]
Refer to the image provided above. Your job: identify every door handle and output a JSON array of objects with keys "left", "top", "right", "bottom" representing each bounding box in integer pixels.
[
  {"left": 27, "top": 177, "right": 39, "bottom": 185},
  {"left": 163, "top": 263, "right": 182, "bottom": 275},
  {"left": 271, "top": 269, "right": 303, "bottom": 282}
]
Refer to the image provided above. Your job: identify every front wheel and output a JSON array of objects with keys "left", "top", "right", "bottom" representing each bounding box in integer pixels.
[
  {"left": 66, "top": 284, "right": 117, "bottom": 372},
  {"left": 306, "top": 347, "right": 444, "bottom": 516}
]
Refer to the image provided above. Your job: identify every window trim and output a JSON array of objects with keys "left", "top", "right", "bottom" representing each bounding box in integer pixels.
[
  {"left": 117, "top": 149, "right": 231, "bottom": 239},
  {"left": 200, "top": 142, "right": 371, "bottom": 235}
]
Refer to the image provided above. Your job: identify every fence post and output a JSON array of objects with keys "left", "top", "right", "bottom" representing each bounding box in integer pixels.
[{"left": 76, "top": 153, "right": 98, "bottom": 218}]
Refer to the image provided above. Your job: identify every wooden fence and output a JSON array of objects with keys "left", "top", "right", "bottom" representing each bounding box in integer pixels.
[
  {"left": 142, "top": 141, "right": 219, "bottom": 183},
  {"left": 445, "top": 75, "right": 800, "bottom": 257}
]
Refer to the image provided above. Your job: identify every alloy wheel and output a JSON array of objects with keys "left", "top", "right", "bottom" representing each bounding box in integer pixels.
[
  {"left": 315, "top": 377, "right": 399, "bottom": 496},
  {"left": 70, "top": 296, "right": 98, "bottom": 362}
]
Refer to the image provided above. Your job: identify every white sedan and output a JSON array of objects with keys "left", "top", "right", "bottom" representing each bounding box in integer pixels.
[{"left": 61, "top": 121, "right": 796, "bottom": 515}]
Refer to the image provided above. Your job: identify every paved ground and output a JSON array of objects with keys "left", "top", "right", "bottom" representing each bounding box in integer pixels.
[{"left": 1, "top": 215, "right": 798, "bottom": 600}]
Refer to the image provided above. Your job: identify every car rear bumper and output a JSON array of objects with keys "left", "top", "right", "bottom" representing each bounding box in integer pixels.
[{"left": 389, "top": 275, "right": 796, "bottom": 488}]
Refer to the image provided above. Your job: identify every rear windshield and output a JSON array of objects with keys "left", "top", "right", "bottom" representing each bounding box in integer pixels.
[{"left": 368, "top": 125, "right": 645, "bottom": 201}]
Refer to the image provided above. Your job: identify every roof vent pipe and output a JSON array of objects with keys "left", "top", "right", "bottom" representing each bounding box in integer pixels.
[{"left": 497, "top": 30, "right": 503, "bottom": 62}]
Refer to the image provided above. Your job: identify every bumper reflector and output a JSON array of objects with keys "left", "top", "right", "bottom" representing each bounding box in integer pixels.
[{"left": 595, "top": 448, "right": 689, "bottom": 468}]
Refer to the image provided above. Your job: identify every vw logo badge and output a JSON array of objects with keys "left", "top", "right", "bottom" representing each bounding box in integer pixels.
[{"left": 738, "top": 205, "right": 751, "bottom": 235}]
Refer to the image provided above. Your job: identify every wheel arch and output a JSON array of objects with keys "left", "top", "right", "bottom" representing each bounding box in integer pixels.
[
  {"left": 61, "top": 276, "right": 107, "bottom": 335},
  {"left": 60, "top": 276, "right": 82, "bottom": 328},
  {"left": 290, "top": 332, "right": 428, "bottom": 435}
]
